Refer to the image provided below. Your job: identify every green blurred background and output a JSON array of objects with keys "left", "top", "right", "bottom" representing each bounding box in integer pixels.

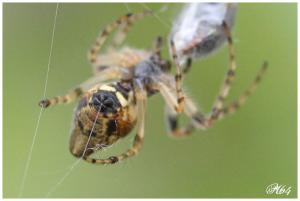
[{"left": 3, "top": 3, "right": 297, "bottom": 198}]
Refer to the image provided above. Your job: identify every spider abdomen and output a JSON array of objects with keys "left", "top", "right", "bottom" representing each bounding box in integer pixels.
[{"left": 69, "top": 85, "right": 137, "bottom": 158}]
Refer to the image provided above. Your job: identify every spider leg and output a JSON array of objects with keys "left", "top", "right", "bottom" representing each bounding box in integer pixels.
[
  {"left": 208, "top": 21, "right": 237, "bottom": 120},
  {"left": 108, "top": 21, "right": 133, "bottom": 50},
  {"left": 169, "top": 40, "right": 185, "bottom": 113},
  {"left": 150, "top": 36, "right": 171, "bottom": 72},
  {"left": 83, "top": 83, "right": 147, "bottom": 164},
  {"left": 164, "top": 105, "right": 194, "bottom": 137},
  {"left": 165, "top": 21, "right": 236, "bottom": 127},
  {"left": 219, "top": 61, "right": 268, "bottom": 118},
  {"left": 93, "top": 48, "right": 151, "bottom": 75},
  {"left": 38, "top": 67, "right": 122, "bottom": 108},
  {"left": 88, "top": 10, "right": 153, "bottom": 64},
  {"left": 167, "top": 22, "right": 233, "bottom": 109},
  {"left": 182, "top": 57, "right": 192, "bottom": 74},
  {"left": 160, "top": 22, "right": 267, "bottom": 136},
  {"left": 156, "top": 80, "right": 204, "bottom": 134},
  {"left": 163, "top": 62, "right": 268, "bottom": 137},
  {"left": 153, "top": 36, "right": 163, "bottom": 58},
  {"left": 156, "top": 81, "right": 186, "bottom": 114},
  {"left": 164, "top": 93, "right": 207, "bottom": 137}
]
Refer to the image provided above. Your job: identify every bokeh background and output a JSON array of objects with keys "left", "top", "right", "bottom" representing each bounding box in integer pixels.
[{"left": 3, "top": 3, "right": 297, "bottom": 198}]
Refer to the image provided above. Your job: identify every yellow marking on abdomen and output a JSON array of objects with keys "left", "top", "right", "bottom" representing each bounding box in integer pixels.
[
  {"left": 116, "top": 91, "right": 128, "bottom": 107},
  {"left": 100, "top": 85, "right": 116, "bottom": 92}
]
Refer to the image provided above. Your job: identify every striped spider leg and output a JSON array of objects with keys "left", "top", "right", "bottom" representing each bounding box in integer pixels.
[
  {"left": 88, "top": 10, "right": 153, "bottom": 75},
  {"left": 169, "top": 40, "right": 185, "bottom": 113},
  {"left": 163, "top": 21, "right": 268, "bottom": 137},
  {"left": 163, "top": 61, "right": 267, "bottom": 137},
  {"left": 38, "top": 66, "right": 123, "bottom": 108}
]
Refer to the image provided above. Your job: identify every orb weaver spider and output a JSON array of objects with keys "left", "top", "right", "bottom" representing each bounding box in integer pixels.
[{"left": 39, "top": 10, "right": 267, "bottom": 165}]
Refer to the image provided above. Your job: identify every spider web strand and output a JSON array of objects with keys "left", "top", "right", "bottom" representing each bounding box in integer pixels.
[
  {"left": 140, "top": 3, "right": 171, "bottom": 29},
  {"left": 18, "top": 3, "right": 59, "bottom": 197},
  {"left": 45, "top": 111, "right": 100, "bottom": 197}
]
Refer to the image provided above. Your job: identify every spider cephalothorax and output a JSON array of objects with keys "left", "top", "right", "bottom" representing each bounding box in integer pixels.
[{"left": 39, "top": 10, "right": 267, "bottom": 165}]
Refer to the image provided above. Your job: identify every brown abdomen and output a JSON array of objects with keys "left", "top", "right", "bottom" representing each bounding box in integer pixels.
[{"left": 69, "top": 97, "right": 137, "bottom": 158}]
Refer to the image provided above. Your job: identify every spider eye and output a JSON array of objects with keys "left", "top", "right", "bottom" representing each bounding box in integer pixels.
[{"left": 91, "top": 91, "right": 120, "bottom": 114}]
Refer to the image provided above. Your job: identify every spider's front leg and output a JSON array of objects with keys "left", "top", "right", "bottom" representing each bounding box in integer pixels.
[
  {"left": 38, "top": 67, "right": 122, "bottom": 108},
  {"left": 205, "top": 21, "right": 268, "bottom": 125},
  {"left": 38, "top": 87, "right": 83, "bottom": 109},
  {"left": 88, "top": 10, "right": 153, "bottom": 65},
  {"left": 108, "top": 21, "right": 133, "bottom": 50},
  {"left": 165, "top": 20, "right": 245, "bottom": 131},
  {"left": 207, "top": 21, "right": 237, "bottom": 121},
  {"left": 169, "top": 40, "right": 185, "bottom": 113}
]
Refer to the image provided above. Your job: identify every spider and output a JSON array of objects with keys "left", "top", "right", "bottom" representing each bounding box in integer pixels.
[{"left": 39, "top": 10, "right": 267, "bottom": 165}]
